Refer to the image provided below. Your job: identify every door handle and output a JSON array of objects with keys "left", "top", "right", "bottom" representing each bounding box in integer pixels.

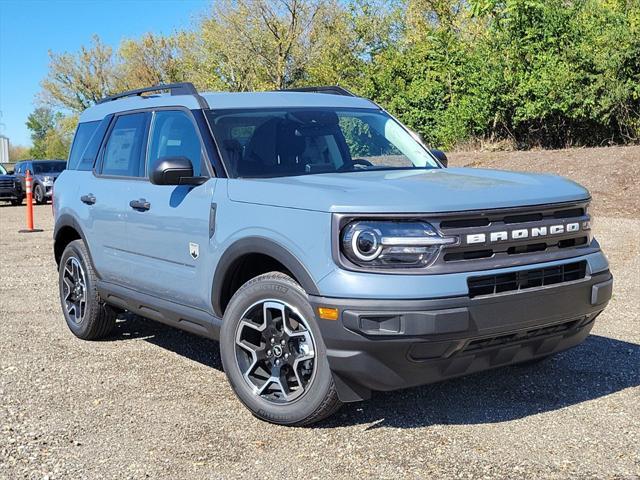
[
  {"left": 129, "top": 198, "right": 151, "bottom": 211},
  {"left": 81, "top": 194, "right": 96, "bottom": 205}
]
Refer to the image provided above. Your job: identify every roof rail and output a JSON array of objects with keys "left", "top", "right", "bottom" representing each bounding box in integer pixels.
[
  {"left": 97, "top": 82, "right": 209, "bottom": 108},
  {"left": 278, "top": 86, "right": 357, "bottom": 97}
]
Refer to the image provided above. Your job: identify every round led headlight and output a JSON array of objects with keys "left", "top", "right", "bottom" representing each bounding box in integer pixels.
[{"left": 351, "top": 228, "right": 383, "bottom": 261}]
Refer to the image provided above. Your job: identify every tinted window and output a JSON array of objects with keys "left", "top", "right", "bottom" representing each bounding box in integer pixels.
[
  {"left": 101, "top": 113, "right": 148, "bottom": 177},
  {"left": 148, "top": 110, "right": 202, "bottom": 176},
  {"left": 207, "top": 108, "right": 438, "bottom": 178},
  {"left": 32, "top": 161, "right": 66, "bottom": 174},
  {"left": 68, "top": 121, "right": 100, "bottom": 170}
]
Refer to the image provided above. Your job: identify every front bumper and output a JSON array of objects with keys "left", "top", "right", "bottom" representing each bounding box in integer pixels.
[
  {"left": 0, "top": 188, "right": 20, "bottom": 200},
  {"left": 309, "top": 270, "right": 613, "bottom": 402}
]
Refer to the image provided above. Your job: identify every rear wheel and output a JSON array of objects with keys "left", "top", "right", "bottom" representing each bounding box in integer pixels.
[
  {"left": 220, "top": 272, "right": 341, "bottom": 426},
  {"left": 59, "top": 240, "right": 116, "bottom": 340}
]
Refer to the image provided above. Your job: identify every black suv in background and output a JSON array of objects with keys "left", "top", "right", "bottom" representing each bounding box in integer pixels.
[
  {"left": 14, "top": 160, "right": 66, "bottom": 204},
  {"left": 0, "top": 164, "right": 23, "bottom": 206}
]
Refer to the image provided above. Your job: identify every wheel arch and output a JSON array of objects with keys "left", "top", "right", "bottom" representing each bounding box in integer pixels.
[
  {"left": 53, "top": 214, "right": 96, "bottom": 274},
  {"left": 212, "top": 237, "right": 320, "bottom": 317}
]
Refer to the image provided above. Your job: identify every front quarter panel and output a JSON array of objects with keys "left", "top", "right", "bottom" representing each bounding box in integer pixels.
[{"left": 209, "top": 180, "right": 334, "bottom": 303}]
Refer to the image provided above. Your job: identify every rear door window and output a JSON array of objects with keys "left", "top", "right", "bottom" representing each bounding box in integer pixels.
[{"left": 100, "top": 113, "right": 149, "bottom": 177}]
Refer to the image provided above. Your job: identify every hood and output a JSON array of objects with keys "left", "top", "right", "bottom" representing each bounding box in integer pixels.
[
  {"left": 228, "top": 168, "right": 590, "bottom": 213},
  {"left": 35, "top": 171, "right": 62, "bottom": 179}
]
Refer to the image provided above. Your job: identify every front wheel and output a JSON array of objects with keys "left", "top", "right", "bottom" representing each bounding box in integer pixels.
[
  {"left": 10, "top": 196, "right": 23, "bottom": 206},
  {"left": 34, "top": 184, "right": 46, "bottom": 204},
  {"left": 220, "top": 272, "right": 341, "bottom": 426}
]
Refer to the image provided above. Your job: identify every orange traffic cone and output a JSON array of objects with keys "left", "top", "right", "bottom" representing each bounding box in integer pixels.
[{"left": 19, "top": 170, "right": 43, "bottom": 233}]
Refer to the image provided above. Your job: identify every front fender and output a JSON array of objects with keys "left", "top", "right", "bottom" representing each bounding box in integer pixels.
[{"left": 211, "top": 236, "right": 320, "bottom": 317}]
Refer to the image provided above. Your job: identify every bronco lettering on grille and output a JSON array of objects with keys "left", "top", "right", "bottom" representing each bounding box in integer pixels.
[{"left": 466, "top": 222, "right": 585, "bottom": 245}]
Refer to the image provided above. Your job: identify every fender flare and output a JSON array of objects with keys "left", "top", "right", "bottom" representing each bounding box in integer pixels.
[
  {"left": 53, "top": 213, "right": 98, "bottom": 275},
  {"left": 211, "top": 236, "right": 320, "bottom": 317}
]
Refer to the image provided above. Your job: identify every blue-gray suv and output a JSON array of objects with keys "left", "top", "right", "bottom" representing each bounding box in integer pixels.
[{"left": 53, "top": 83, "right": 613, "bottom": 425}]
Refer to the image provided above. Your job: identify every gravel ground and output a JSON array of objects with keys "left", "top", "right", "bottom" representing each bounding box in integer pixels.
[{"left": 1, "top": 149, "right": 639, "bottom": 479}]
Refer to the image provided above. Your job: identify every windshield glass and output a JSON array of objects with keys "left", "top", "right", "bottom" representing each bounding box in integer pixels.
[
  {"left": 32, "top": 161, "right": 65, "bottom": 174},
  {"left": 206, "top": 108, "right": 439, "bottom": 178},
  {"left": 0, "top": 164, "right": 6, "bottom": 175}
]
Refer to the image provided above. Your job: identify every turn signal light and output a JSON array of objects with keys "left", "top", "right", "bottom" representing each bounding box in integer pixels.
[{"left": 318, "top": 307, "right": 339, "bottom": 321}]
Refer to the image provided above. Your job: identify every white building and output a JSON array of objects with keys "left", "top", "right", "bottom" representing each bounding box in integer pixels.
[{"left": 0, "top": 135, "right": 8, "bottom": 164}]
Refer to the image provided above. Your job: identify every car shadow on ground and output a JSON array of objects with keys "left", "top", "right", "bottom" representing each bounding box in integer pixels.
[{"left": 108, "top": 315, "right": 639, "bottom": 429}]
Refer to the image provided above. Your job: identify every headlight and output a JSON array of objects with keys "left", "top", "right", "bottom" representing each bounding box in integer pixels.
[
  {"left": 341, "top": 220, "right": 457, "bottom": 269},
  {"left": 43, "top": 176, "right": 54, "bottom": 184}
]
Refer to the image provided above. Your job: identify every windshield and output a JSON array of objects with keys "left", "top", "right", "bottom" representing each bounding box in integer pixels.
[
  {"left": 0, "top": 164, "right": 6, "bottom": 175},
  {"left": 32, "top": 161, "right": 65, "bottom": 174},
  {"left": 206, "top": 108, "right": 439, "bottom": 178}
]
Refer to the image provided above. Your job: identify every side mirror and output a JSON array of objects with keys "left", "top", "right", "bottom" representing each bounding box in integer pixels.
[
  {"left": 430, "top": 149, "right": 448, "bottom": 167},
  {"left": 149, "top": 156, "right": 207, "bottom": 186}
]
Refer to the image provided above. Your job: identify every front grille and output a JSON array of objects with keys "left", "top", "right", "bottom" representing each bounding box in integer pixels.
[
  {"left": 427, "top": 200, "right": 595, "bottom": 273},
  {"left": 467, "top": 260, "right": 587, "bottom": 298},
  {"left": 0, "top": 178, "right": 13, "bottom": 188},
  {"left": 462, "top": 319, "right": 581, "bottom": 352}
]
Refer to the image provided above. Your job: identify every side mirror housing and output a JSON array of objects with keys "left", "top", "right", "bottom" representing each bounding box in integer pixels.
[
  {"left": 430, "top": 149, "right": 448, "bottom": 167},
  {"left": 149, "top": 156, "right": 207, "bottom": 186}
]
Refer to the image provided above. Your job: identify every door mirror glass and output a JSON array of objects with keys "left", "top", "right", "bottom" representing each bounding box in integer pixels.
[
  {"left": 430, "top": 149, "right": 448, "bottom": 167},
  {"left": 149, "top": 156, "right": 205, "bottom": 186}
]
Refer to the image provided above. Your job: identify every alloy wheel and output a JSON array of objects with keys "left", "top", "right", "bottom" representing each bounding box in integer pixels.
[
  {"left": 34, "top": 185, "right": 44, "bottom": 203},
  {"left": 62, "top": 257, "right": 87, "bottom": 324},
  {"left": 234, "top": 300, "right": 317, "bottom": 404}
]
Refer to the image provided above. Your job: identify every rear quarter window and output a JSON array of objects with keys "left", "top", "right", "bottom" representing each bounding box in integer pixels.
[{"left": 68, "top": 118, "right": 111, "bottom": 171}]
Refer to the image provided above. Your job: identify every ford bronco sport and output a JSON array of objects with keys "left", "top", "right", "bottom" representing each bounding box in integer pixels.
[{"left": 53, "top": 83, "right": 613, "bottom": 426}]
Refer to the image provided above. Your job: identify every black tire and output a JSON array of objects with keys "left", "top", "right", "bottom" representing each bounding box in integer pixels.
[
  {"left": 10, "top": 196, "right": 23, "bottom": 206},
  {"left": 34, "top": 184, "right": 46, "bottom": 204},
  {"left": 220, "top": 272, "right": 341, "bottom": 426},
  {"left": 59, "top": 239, "right": 116, "bottom": 340}
]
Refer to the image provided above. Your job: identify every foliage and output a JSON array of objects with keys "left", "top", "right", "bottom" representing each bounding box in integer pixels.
[
  {"left": 26, "top": 107, "right": 56, "bottom": 158},
  {"left": 8, "top": 145, "right": 31, "bottom": 162},
  {"left": 41, "top": 35, "right": 117, "bottom": 111},
  {"left": 25, "top": 107, "right": 76, "bottom": 159},
  {"left": 36, "top": 0, "right": 640, "bottom": 153},
  {"left": 118, "top": 33, "right": 185, "bottom": 90}
]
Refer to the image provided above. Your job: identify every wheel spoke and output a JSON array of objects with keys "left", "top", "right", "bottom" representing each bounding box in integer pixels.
[
  {"left": 62, "top": 257, "right": 87, "bottom": 325},
  {"left": 62, "top": 277, "right": 73, "bottom": 299}
]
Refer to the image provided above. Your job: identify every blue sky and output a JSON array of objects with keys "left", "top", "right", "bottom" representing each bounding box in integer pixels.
[{"left": 0, "top": 0, "right": 210, "bottom": 146}]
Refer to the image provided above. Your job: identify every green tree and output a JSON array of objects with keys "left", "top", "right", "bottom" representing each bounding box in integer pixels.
[
  {"left": 26, "top": 107, "right": 56, "bottom": 158},
  {"left": 43, "top": 115, "right": 77, "bottom": 159},
  {"left": 26, "top": 107, "right": 76, "bottom": 160}
]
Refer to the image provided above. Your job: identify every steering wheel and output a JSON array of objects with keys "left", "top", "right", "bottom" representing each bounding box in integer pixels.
[{"left": 339, "top": 158, "right": 374, "bottom": 171}]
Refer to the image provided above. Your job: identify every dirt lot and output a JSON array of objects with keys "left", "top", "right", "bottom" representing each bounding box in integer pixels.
[{"left": 1, "top": 146, "right": 639, "bottom": 479}]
